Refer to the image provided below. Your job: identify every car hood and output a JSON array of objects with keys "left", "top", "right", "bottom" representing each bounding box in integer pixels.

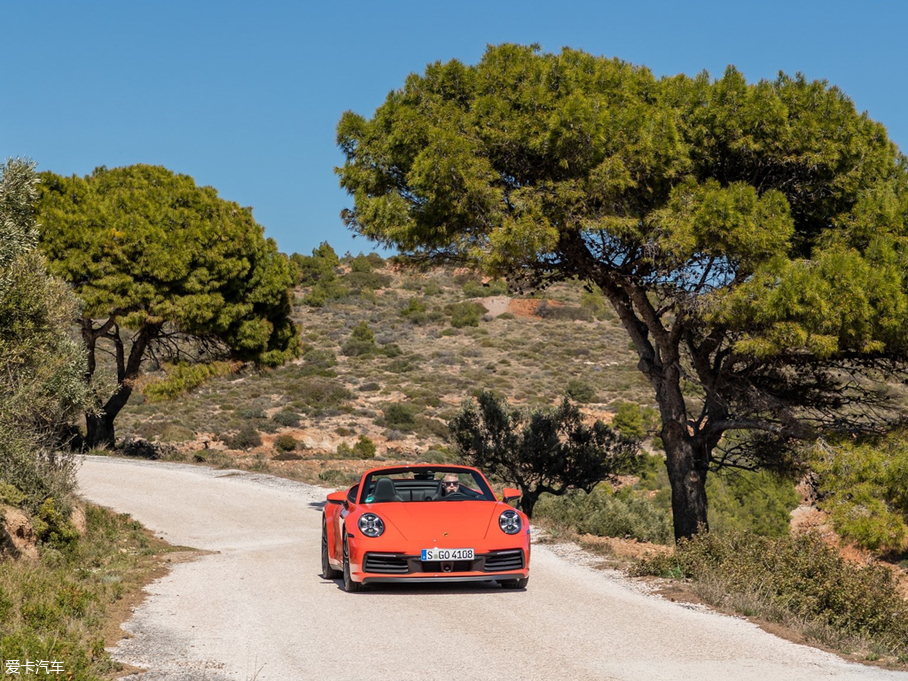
[{"left": 365, "top": 501, "right": 504, "bottom": 543}]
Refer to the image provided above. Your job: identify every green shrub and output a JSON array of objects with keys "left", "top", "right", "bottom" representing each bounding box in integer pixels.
[
  {"left": 381, "top": 343, "right": 403, "bottom": 358},
  {"left": 341, "top": 322, "right": 376, "bottom": 357},
  {"left": 32, "top": 497, "right": 80, "bottom": 551},
  {"left": 0, "top": 482, "right": 27, "bottom": 507},
  {"left": 706, "top": 469, "right": 799, "bottom": 538},
  {"left": 158, "top": 424, "right": 195, "bottom": 443},
  {"left": 290, "top": 242, "right": 339, "bottom": 285},
  {"left": 382, "top": 403, "right": 417, "bottom": 429},
  {"left": 272, "top": 410, "right": 301, "bottom": 427},
  {"left": 300, "top": 347, "right": 337, "bottom": 376},
  {"left": 0, "top": 505, "right": 164, "bottom": 678},
  {"left": 302, "top": 279, "right": 350, "bottom": 307},
  {"left": 337, "top": 435, "right": 376, "bottom": 459},
  {"left": 535, "top": 488, "right": 674, "bottom": 544},
  {"left": 462, "top": 280, "right": 485, "bottom": 297},
  {"left": 449, "top": 302, "right": 486, "bottom": 328},
  {"left": 580, "top": 289, "right": 610, "bottom": 319},
  {"left": 565, "top": 379, "right": 597, "bottom": 403},
  {"left": 413, "top": 416, "right": 450, "bottom": 440},
  {"left": 0, "top": 434, "right": 77, "bottom": 514},
  {"left": 610, "top": 402, "right": 658, "bottom": 439},
  {"left": 142, "top": 361, "right": 237, "bottom": 402},
  {"left": 274, "top": 434, "right": 297, "bottom": 452},
  {"left": 348, "top": 254, "right": 373, "bottom": 273},
  {"left": 809, "top": 432, "right": 908, "bottom": 553},
  {"left": 634, "top": 530, "right": 908, "bottom": 658},
  {"left": 226, "top": 426, "right": 262, "bottom": 450},
  {"left": 400, "top": 297, "right": 428, "bottom": 324},
  {"left": 386, "top": 357, "right": 416, "bottom": 374},
  {"left": 292, "top": 379, "right": 352, "bottom": 412},
  {"left": 318, "top": 468, "right": 360, "bottom": 486},
  {"left": 365, "top": 252, "right": 385, "bottom": 268},
  {"left": 418, "top": 447, "right": 459, "bottom": 464},
  {"left": 345, "top": 271, "right": 392, "bottom": 291}
]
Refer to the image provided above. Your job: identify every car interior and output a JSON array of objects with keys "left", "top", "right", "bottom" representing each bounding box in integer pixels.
[{"left": 359, "top": 470, "right": 493, "bottom": 503}]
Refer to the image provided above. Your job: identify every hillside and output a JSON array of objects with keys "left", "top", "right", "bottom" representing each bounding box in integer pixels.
[{"left": 115, "top": 260, "right": 651, "bottom": 487}]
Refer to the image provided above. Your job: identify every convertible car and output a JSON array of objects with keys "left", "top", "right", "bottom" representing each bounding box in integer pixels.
[{"left": 321, "top": 464, "right": 530, "bottom": 592}]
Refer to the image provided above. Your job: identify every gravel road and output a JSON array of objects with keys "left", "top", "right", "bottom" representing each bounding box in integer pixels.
[{"left": 77, "top": 455, "right": 908, "bottom": 681}]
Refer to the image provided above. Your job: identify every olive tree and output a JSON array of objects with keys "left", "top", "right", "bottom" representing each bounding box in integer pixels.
[
  {"left": 337, "top": 44, "right": 908, "bottom": 540},
  {"left": 1, "top": 159, "right": 90, "bottom": 506}
]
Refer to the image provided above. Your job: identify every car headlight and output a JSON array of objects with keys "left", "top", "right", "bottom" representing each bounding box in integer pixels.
[
  {"left": 358, "top": 513, "right": 385, "bottom": 537},
  {"left": 499, "top": 509, "right": 521, "bottom": 535}
]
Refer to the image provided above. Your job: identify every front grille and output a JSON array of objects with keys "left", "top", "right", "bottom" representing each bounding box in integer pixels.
[
  {"left": 363, "top": 553, "right": 409, "bottom": 574},
  {"left": 364, "top": 551, "right": 526, "bottom": 575},
  {"left": 484, "top": 549, "right": 524, "bottom": 572}
]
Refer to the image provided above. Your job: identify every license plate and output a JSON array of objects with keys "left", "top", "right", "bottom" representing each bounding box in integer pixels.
[{"left": 421, "top": 548, "right": 474, "bottom": 561}]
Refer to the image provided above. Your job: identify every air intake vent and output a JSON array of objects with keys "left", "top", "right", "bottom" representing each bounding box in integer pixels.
[
  {"left": 484, "top": 549, "right": 524, "bottom": 572},
  {"left": 363, "top": 553, "right": 409, "bottom": 574}
]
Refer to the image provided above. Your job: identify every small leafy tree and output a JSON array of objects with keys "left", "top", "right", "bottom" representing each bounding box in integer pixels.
[
  {"left": 37, "top": 165, "right": 300, "bottom": 447},
  {"left": 449, "top": 391, "right": 640, "bottom": 516},
  {"left": 290, "top": 241, "right": 340, "bottom": 285}
]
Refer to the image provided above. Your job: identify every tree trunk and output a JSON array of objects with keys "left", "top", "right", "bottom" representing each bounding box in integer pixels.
[
  {"left": 84, "top": 411, "right": 116, "bottom": 449},
  {"left": 661, "top": 420, "right": 709, "bottom": 541},
  {"left": 83, "top": 381, "right": 134, "bottom": 449},
  {"left": 520, "top": 490, "right": 540, "bottom": 518},
  {"left": 80, "top": 319, "right": 156, "bottom": 450}
]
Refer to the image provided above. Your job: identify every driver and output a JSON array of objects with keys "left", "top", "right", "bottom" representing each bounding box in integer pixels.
[{"left": 440, "top": 474, "right": 461, "bottom": 496}]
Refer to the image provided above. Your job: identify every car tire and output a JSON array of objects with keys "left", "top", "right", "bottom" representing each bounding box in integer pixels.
[
  {"left": 342, "top": 536, "right": 364, "bottom": 593},
  {"left": 500, "top": 576, "right": 529, "bottom": 589},
  {"left": 321, "top": 520, "right": 342, "bottom": 580}
]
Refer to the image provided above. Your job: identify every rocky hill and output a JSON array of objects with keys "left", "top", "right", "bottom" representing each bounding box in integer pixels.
[{"left": 115, "top": 259, "right": 653, "bottom": 486}]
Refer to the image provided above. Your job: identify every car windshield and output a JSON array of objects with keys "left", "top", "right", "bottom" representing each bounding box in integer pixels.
[{"left": 359, "top": 468, "right": 495, "bottom": 503}]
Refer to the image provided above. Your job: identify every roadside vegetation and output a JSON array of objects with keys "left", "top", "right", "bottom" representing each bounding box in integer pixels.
[
  {"left": 633, "top": 531, "right": 908, "bottom": 664},
  {"left": 1, "top": 160, "right": 176, "bottom": 679},
  {"left": 0, "top": 505, "right": 174, "bottom": 680}
]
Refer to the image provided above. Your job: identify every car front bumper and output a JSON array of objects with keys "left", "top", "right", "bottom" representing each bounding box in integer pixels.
[
  {"left": 350, "top": 546, "right": 530, "bottom": 584},
  {"left": 361, "top": 573, "right": 528, "bottom": 585}
]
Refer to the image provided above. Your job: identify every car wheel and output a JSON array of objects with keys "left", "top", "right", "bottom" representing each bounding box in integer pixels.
[
  {"left": 500, "top": 576, "right": 529, "bottom": 589},
  {"left": 342, "top": 536, "right": 364, "bottom": 593},
  {"left": 321, "top": 520, "right": 342, "bottom": 580}
]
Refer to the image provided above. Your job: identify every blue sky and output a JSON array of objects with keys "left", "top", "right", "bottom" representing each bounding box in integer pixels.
[{"left": 3, "top": 1, "right": 906, "bottom": 257}]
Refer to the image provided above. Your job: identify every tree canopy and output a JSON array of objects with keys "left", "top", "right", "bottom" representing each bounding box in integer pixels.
[
  {"left": 37, "top": 164, "right": 300, "bottom": 447},
  {"left": 337, "top": 44, "right": 908, "bottom": 540}
]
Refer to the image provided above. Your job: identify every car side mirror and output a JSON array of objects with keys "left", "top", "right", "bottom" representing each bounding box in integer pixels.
[
  {"left": 327, "top": 491, "right": 347, "bottom": 505},
  {"left": 502, "top": 488, "right": 521, "bottom": 503}
]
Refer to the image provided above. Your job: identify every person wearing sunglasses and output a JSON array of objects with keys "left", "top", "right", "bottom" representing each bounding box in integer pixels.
[{"left": 440, "top": 474, "right": 461, "bottom": 497}]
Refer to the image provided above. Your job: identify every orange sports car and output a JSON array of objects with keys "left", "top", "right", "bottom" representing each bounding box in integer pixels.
[{"left": 321, "top": 464, "right": 530, "bottom": 592}]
